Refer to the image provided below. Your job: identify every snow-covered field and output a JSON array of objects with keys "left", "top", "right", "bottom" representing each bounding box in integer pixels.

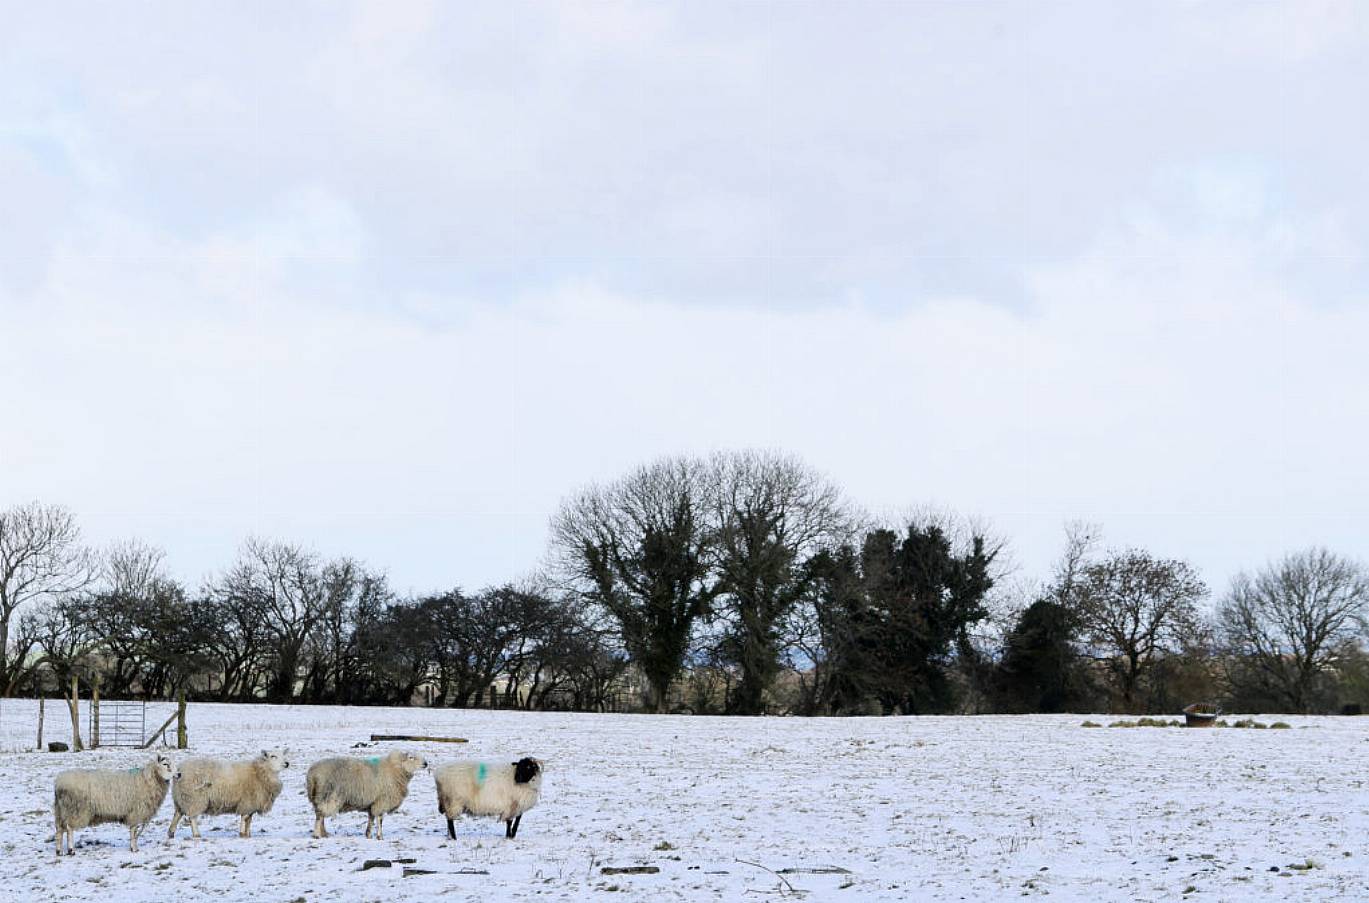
[{"left": 0, "top": 701, "right": 1365, "bottom": 901}]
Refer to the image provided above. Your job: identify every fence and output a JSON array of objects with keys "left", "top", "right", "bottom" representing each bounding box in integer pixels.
[
  {"left": 0, "top": 697, "right": 184, "bottom": 752},
  {"left": 90, "top": 699, "right": 148, "bottom": 747}
]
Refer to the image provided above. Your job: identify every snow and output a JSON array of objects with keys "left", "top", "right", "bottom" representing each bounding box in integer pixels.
[{"left": 1, "top": 701, "right": 1366, "bottom": 901}]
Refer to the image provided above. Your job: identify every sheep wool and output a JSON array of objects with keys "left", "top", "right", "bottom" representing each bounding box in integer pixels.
[
  {"left": 434, "top": 757, "right": 542, "bottom": 839},
  {"left": 168, "top": 749, "right": 290, "bottom": 839},
  {"left": 53, "top": 753, "right": 175, "bottom": 855},
  {"left": 306, "top": 750, "right": 427, "bottom": 840}
]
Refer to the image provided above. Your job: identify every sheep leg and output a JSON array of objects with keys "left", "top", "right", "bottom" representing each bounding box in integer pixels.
[
  {"left": 364, "top": 813, "right": 374, "bottom": 839},
  {"left": 446, "top": 818, "right": 455, "bottom": 840},
  {"left": 506, "top": 814, "right": 522, "bottom": 839},
  {"left": 54, "top": 818, "right": 63, "bottom": 857},
  {"left": 241, "top": 813, "right": 253, "bottom": 838},
  {"left": 129, "top": 825, "right": 139, "bottom": 853},
  {"left": 313, "top": 816, "right": 327, "bottom": 839},
  {"left": 375, "top": 813, "right": 385, "bottom": 841},
  {"left": 190, "top": 815, "right": 201, "bottom": 840},
  {"left": 168, "top": 809, "right": 181, "bottom": 839}
]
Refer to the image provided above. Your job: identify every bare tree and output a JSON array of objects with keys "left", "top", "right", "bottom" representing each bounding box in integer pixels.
[
  {"left": 420, "top": 584, "right": 563, "bottom": 708},
  {"left": 25, "top": 597, "right": 100, "bottom": 691},
  {"left": 1070, "top": 549, "right": 1206, "bottom": 711},
  {"left": 101, "top": 538, "right": 166, "bottom": 597},
  {"left": 1219, "top": 548, "right": 1369, "bottom": 713},
  {"left": 1047, "top": 521, "right": 1101, "bottom": 607},
  {"left": 302, "top": 561, "right": 392, "bottom": 703},
  {"left": 202, "top": 581, "right": 271, "bottom": 701},
  {"left": 551, "top": 456, "right": 716, "bottom": 713},
  {"left": 77, "top": 541, "right": 210, "bottom": 698},
  {"left": 0, "top": 503, "right": 91, "bottom": 695},
  {"left": 708, "top": 450, "right": 851, "bottom": 714},
  {"left": 214, "top": 539, "right": 328, "bottom": 702}
]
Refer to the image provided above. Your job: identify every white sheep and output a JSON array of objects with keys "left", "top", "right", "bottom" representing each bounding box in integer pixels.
[
  {"left": 306, "top": 750, "right": 427, "bottom": 840},
  {"left": 53, "top": 752, "right": 176, "bottom": 855},
  {"left": 167, "top": 749, "right": 290, "bottom": 839},
  {"left": 434, "top": 757, "right": 543, "bottom": 839}
]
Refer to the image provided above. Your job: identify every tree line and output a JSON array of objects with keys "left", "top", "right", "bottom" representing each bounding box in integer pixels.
[
  {"left": 2, "top": 451, "right": 1367, "bottom": 715},
  {"left": 0, "top": 520, "right": 626, "bottom": 711}
]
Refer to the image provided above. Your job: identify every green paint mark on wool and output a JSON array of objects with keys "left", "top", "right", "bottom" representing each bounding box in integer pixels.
[
  {"left": 365, "top": 757, "right": 381, "bottom": 769},
  {"left": 476, "top": 762, "right": 487, "bottom": 787}
]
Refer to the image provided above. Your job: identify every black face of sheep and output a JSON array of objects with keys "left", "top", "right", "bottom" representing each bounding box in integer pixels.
[{"left": 513, "top": 758, "right": 540, "bottom": 784}]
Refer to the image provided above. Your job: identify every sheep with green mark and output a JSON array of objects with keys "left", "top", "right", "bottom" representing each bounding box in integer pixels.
[
  {"left": 434, "top": 757, "right": 542, "bottom": 839},
  {"left": 306, "top": 750, "right": 427, "bottom": 839},
  {"left": 53, "top": 752, "right": 176, "bottom": 854}
]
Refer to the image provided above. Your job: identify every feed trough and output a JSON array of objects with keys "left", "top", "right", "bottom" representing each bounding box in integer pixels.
[{"left": 1183, "top": 702, "right": 1220, "bottom": 727}]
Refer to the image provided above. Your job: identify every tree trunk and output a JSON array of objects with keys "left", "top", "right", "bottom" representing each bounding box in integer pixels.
[
  {"left": 732, "top": 624, "right": 778, "bottom": 715},
  {"left": 643, "top": 670, "right": 671, "bottom": 714},
  {"left": 0, "top": 613, "right": 10, "bottom": 695},
  {"left": 271, "top": 647, "right": 300, "bottom": 703}
]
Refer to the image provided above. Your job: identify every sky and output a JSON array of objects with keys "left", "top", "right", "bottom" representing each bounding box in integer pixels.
[{"left": 2, "top": 1, "right": 1367, "bottom": 602}]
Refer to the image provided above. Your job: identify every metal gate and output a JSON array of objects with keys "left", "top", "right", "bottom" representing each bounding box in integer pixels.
[{"left": 90, "top": 700, "right": 147, "bottom": 748}]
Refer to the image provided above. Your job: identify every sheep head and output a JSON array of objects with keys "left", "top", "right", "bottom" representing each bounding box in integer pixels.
[
  {"left": 261, "top": 749, "right": 291, "bottom": 772},
  {"left": 388, "top": 750, "right": 428, "bottom": 776},
  {"left": 513, "top": 757, "right": 541, "bottom": 785}
]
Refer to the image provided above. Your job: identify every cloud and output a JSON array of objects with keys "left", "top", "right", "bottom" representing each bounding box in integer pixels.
[
  {"left": 2, "top": 1, "right": 1367, "bottom": 595},
  {"left": 4, "top": 178, "right": 1367, "bottom": 594}
]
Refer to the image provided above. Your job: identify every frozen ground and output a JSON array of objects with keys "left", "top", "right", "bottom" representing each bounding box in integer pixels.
[{"left": 0, "top": 702, "right": 1365, "bottom": 901}]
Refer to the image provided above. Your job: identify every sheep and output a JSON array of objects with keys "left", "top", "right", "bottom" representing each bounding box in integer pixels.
[
  {"left": 168, "top": 749, "right": 290, "bottom": 840},
  {"left": 306, "top": 750, "right": 427, "bottom": 840},
  {"left": 53, "top": 752, "right": 176, "bottom": 855},
  {"left": 434, "top": 757, "right": 542, "bottom": 839}
]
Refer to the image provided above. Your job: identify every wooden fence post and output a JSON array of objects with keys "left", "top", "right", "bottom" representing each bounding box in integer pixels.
[
  {"left": 176, "top": 690, "right": 188, "bottom": 749},
  {"left": 68, "top": 674, "right": 84, "bottom": 752},
  {"left": 91, "top": 676, "right": 101, "bottom": 749},
  {"left": 37, "top": 696, "right": 45, "bottom": 750}
]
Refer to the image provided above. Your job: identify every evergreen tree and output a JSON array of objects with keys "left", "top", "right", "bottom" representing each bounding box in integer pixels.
[{"left": 995, "top": 600, "right": 1080, "bottom": 712}]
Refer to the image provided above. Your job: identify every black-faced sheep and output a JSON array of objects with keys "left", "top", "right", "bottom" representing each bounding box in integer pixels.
[
  {"left": 434, "top": 757, "right": 542, "bottom": 839},
  {"left": 306, "top": 750, "right": 427, "bottom": 840},
  {"left": 168, "top": 749, "right": 290, "bottom": 839},
  {"left": 53, "top": 752, "right": 176, "bottom": 854}
]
